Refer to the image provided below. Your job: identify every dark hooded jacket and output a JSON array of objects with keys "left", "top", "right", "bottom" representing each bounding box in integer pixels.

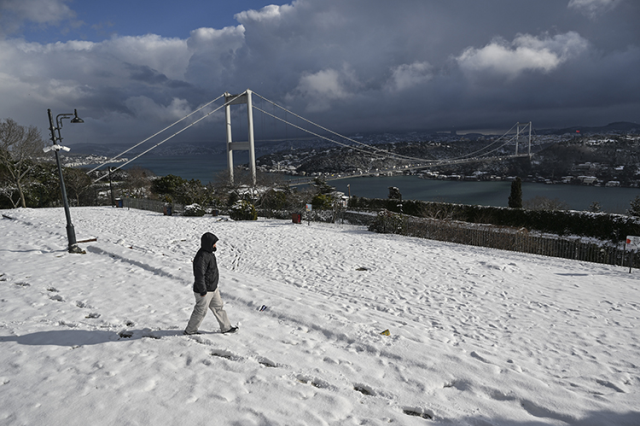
[{"left": 193, "top": 232, "right": 219, "bottom": 295}]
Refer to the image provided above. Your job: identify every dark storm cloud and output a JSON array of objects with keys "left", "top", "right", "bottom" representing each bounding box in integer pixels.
[
  {"left": 0, "top": 0, "right": 638, "bottom": 148},
  {"left": 222, "top": 0, "right": 639, "bottom": 133},
  {"left": 127, "top": 64, "right": 169, "bottom": 85}
]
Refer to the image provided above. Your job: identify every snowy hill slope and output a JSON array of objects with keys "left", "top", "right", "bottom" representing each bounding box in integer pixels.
[{"left": 1, "top": 207, "right": 639, "bottom": 425}]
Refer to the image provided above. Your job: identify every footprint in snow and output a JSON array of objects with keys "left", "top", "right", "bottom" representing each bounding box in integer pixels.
[
  {"left": 255, "top": 356, "right": 278, "bottom": 368},
  {"left": 210, "top": 349, "right": 243, "bottom": 362},
  {"left": 403, "top": 407, "right": 434, "bottom": 420},
  {"left": 470, "top": 351, "right": 490, "bottom": 363},
  {"left": 353, "top": 383, "right": 376, "bottom": 396},
  {"left": 297, "top": 375, "right": 329, "bottom": 389}
]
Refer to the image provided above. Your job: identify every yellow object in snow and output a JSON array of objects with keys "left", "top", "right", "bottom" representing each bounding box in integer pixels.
[{"left": 380, "top": 329, "right": 390, "bottom": 336}]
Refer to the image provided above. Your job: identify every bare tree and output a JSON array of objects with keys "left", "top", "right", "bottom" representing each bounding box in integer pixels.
[
  {"left": 0, "top": 180, "right": 20, "bottom": 208},
  {"left": 122, "top": 167, "right": 154, "bottom": 198},
  {"left": 64, "top": 168, "right": 93, "bottom": 206},
  {"left": 0, "top": 118, "right": 45, "bottom": 208}
]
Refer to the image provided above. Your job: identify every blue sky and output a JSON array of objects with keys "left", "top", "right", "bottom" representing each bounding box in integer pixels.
[
  {"left": 19, "top": 1, "right": 289, "bottom": 43},
  {"left": 0, "top": 0, "right": 638, "bottom": 149}
]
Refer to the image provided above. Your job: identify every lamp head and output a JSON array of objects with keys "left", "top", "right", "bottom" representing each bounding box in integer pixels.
[{"left": 70, "top": 109, "right": 84, "bottom": 124}]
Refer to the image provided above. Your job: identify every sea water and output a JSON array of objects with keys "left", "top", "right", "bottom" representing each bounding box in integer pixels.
[{"left": 118, "top": 154, "right": 639, "bottom": 214}]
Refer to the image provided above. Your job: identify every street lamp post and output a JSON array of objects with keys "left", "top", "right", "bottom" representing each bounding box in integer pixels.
[
  {"left": 108, "top": 167, "right": 115, "bottom": 207},
  {"left": 46, "top": 108, "right": 84, "bottom": 254}
]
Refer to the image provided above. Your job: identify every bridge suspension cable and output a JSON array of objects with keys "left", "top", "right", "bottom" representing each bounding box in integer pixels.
[
  {"left": 253, "top": 91, "right": 425, "bottom": 163},
  {"left": 252, "top": 91, "right": 531, "bottom": 166},
  {"left": 87, "top": 87, "right": 534, "bottom": 186},
  {"left": 92, "top": 92, "right": 247, "bottom": 183},
  {"left": 447, "top": 123, "right": 520, "bottom": 161},
  {"left": 87, "top": 94, "right": 226, "bottom": 175}
]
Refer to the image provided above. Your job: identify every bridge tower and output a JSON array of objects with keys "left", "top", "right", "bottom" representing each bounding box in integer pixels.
[
  {"left": 224, "top": 90, "right": 256, "bottom": 186},
  {"left": 515, "top": 122, "right": 532, "bottom": 157}
]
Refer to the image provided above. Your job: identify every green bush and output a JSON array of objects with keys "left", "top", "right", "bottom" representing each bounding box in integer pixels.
[
  {"left": 311, "top": 194, "right": 333, "bottom": 210},
  {"left": 151, "top": 174, "right": 187, "bottom": 198},
  {"left": 227, "top": 191, "right": 239, "bottom": 208},
  {"left": 183, "top": 203, "right": 206, "bottom": 217},
  {"left": 368, "top": 211, "right": 405, "bottom": 234},
  {"left": 259, "top": 189, "right": 289, "bottom": 210},
  {"left": 229, "top": 200, "right": 258, "bottom": 221}
]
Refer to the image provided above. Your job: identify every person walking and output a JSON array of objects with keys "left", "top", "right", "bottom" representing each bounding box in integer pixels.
[{"left": 184, "top": 232, "right": 238, "bottom": 335}]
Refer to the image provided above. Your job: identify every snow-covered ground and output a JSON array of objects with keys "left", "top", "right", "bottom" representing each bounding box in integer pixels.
[{"left": 1, "top": 207, "right": 639, "bottom": 426}]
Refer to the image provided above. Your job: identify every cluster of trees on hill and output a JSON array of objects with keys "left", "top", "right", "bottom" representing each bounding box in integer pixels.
[
  {"left": 1, "top": 117, "right": 340, "bottom": 215},
  {"left": 0, "top": 118, "right": 95, "bottom": 209},
  {"left": 5, "top": 117, "right": 640, "bottom": 232}
]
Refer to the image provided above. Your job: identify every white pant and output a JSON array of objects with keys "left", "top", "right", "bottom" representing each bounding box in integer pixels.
[{"left": 185, "top": 288, "right": 232, "bottom": 334}]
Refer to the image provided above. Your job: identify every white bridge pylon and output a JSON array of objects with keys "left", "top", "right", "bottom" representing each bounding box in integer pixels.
[
  {"left": 225, "top": 90, "right": 256, "bottom": 186},
  {"left": 515, "top": 121, "right": 533, "bottom": 156}
]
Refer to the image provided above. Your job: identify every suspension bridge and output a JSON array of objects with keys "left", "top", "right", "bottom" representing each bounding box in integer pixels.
[{"left": 88, "top": 89, "right": 536, "bottom": 186}]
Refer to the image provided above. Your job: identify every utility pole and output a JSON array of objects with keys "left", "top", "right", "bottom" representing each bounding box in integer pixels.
[
  {"left": 108, "top": 167, "right": 115, "bottom": 206},
  {"left": 46, "top": 108, "right": 85, "bottom": 254}
]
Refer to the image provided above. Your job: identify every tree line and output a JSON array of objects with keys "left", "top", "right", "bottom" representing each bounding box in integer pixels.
[
  {"left": 6, "top": 116, "right": 639, "bottom": 221},
  {"left": 1, "top": 117, "right": 346, "bottom": 213}
]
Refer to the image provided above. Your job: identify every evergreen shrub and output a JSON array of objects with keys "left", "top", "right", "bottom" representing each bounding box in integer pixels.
[
  {"left": 311, "top": 194, "right": 333, "bottom": 210},
  {"left": 230, "top": 200, "right": 258, "bottom": 221},
  {"left": 183, "top": 203, "right": 206, "bottom": 217}
]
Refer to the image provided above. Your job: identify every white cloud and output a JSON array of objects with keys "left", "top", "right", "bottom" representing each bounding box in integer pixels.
[
  {"left": 298, "top": 69, "right": 345, "bottom": 98},
  {"left": 456, "top": 32, "right": 589, "bottom": 79},
  {"left": 0, "top": 0, "right": 637, "bottom": 144},
  {"left": 0, "top": 35, "right": 190, "bottom": 103},
  {"left": 108, "top": 35, "right": 189, "bottom": 81},
  {"left": 188, "top": 26, "right": 246, "bottom": 50},
  {"left": 287, "top": 68, "right": 359, "bottom": 113},
  {"left": 235, "top": 4, "right": 294, "bottom": 23},
  {"left": 185, "top": 25, "right": 246, "bottom": 87},
  {"left": 386, "top": 61, "right": 433, "bottom": 92},
  {"left": 568, "top": 0, "right": 622, "bottom": 18},
  {"left": 0, "top": 0, "right": 74, "bottom": 24},
  {"left": 0, "top": 0, "right": 77, "bottom": 36}
]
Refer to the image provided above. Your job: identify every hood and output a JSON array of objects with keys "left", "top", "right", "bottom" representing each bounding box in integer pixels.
[{"left": 200, "top": 232, "right": 219, "bottom": 253}]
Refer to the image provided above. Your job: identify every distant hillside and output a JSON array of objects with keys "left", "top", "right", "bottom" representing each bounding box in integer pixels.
[
  {"left": 67, "top": 121, "right": 639, "bottom": 157},
  {"left": 541, "top": 122, "right": 640, "bottom": 135}
]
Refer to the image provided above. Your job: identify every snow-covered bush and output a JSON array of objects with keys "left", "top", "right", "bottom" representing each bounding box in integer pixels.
[
  {"left": 229, "top": 200, "right": 257, "bottom": 221},
  {"left": 183, "top": 203, "right": 206, "bottom": 217},
  {"left": 368, "top": 210, "right": 405, "bottom": 234}
]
